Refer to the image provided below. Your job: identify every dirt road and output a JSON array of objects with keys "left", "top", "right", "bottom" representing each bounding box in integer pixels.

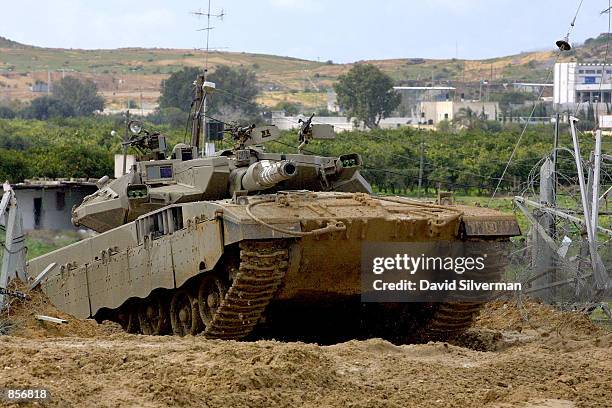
[{"left": 0, "top": 293, "right": 610, "bottom": 408}]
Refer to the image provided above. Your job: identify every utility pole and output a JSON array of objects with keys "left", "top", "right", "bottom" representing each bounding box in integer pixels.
[
  {"left": 139, "top": 86, "right": 144, "bottom": 117},
  {"left": 532, "top": 156, "right": 556, "bottom": 300},
  {"left": 417, "top": 118, "right": 425, "bottom": 197},
  {"left": 418, "top": 141, "right": 425, "bottom": 196},
  {"left": 552, "top": 113, "right": 560, "bottom": 202}
]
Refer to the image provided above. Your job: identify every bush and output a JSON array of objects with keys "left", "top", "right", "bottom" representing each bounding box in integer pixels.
[
  {"left": 22, "top": 96, "right": 75, "bottom": 120},
  {"left": 0, "top": 105, "right": 15, "bottom": 119},
  {"left": 0, "top": 148, "right": 31, "bottom": 182},
  {"left": 149, "top": 107, "right": 189, "bottom": 128}
]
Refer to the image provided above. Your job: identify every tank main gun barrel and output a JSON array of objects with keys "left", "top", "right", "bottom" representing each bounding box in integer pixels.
[{"left": 241, "top": 160, "right": 297, "bottom": 192}]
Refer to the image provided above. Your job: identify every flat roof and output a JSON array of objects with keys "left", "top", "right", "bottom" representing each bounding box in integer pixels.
[
  {"left": 393, "top": 86, "right": 456, "bottom": 91},
  {"left": 513, "top": 83, "right": 553, "bottom": 87},
  {"left": 12, "top": 178, "right": 97, "bottom": 190}
]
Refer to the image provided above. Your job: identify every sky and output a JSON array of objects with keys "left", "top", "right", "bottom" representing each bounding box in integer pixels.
[{"left": 1, "top": 0, "right": 611, "bottom": 63}]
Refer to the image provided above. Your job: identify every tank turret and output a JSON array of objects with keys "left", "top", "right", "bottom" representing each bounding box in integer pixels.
[{"left": 72, "top": 105, "right": 370, "bottom": 232}]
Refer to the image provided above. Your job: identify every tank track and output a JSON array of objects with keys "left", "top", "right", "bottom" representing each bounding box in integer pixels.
[
  {"left": 422, "top": 302, "right": 484, "bottom": 340},
  {"left": 419, "top": 238, "right": 510, "bottom": 341},
  {"left": 203, "top": 240, "right": 289, "bottom": 340}
]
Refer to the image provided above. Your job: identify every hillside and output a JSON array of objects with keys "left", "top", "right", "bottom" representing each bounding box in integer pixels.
[
  {"left": 0, "top": 36, "right": 30, "bottom": 49},
  {"left": 0, "top": 34, "right": 609, "bottom": 110}
]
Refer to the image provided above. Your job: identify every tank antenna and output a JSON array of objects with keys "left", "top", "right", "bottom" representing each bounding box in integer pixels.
[{"left": 191, "top": 2, "right": 225, "bottom": 156}]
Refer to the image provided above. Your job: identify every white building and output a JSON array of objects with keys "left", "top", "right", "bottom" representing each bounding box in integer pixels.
[
  {"left": 270, "top": 112, "right": 416, "bottom": 132},
  {"left": 554, "top": 62, "right": 612, "bottom": 106},
  {"left": 419, "top": 101, "right": 499, "bottom": 125},
  {"left": 393, "top": 86, "right": 456, "bottom": 117}
]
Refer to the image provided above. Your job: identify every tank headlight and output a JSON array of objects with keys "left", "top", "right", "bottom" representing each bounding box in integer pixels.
[{"left": 129, "top": 120, "right": 143, "bottom": 135}]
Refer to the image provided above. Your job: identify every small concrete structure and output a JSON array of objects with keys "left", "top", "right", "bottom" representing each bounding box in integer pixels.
[
  {"left": 393, "top": 86, "right": 456, "bottom": 117},
  {"left": 419, "top": 101, "right": 499, "bottom": 125},
  {"left": 12, "top": 178, "right": 97, "bottom": 231}
]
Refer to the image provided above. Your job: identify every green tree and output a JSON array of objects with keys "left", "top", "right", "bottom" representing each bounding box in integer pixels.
[
  {"left": 333, "top": 64, "right": 400, "bottom": 129},
  {"left": 159, "top": 67, "right": 201, "bottom": 112},
  {"left": 159, "top": 65, "right": 260, "bottom": 121},
  {"left": 453, "top": 107, "right": 476, "bottom": 128},
  {"left": 149, "top": 107, "right": 189, "bottom": 128},
  {"left": 207, "top": 65, "right": 259, "bottom": 119},
  {"left": 274, "top": 101, "right": 301, "bottom": 116},
  {"left": 22, "top": 96, "right": 75, "bottom": 120},
  {"left": 0, "top": 105, "right": 15, "bottom": 119},
  {"left": 52, "top": 76, "right": 105, "bottom": 116},
  {"left": 0, "top": 148, "right": 30, "bottom": 182}
]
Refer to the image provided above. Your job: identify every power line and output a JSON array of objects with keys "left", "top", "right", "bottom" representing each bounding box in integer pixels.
[{"left": 489, "top": 0, "right": 590, "bottom": 205}]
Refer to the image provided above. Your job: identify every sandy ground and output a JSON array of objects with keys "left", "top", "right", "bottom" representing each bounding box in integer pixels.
[{"left": 0, "top": 289, "right": 610, "bottom": 408}]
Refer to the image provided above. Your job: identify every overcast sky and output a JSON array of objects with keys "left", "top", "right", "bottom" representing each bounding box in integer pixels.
[{"left": 1, "top": 0, "right": 610, "bottom": 62}]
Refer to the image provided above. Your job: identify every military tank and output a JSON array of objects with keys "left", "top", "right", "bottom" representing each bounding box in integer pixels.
[{"left": 26, "top": 75, "right": 520, "bottom": 343}]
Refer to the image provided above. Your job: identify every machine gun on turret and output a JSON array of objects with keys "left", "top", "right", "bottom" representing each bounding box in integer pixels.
[
  {"left": 122, "top": 120, "right": 168, "bottom": 161},
  {"left": 297, "top": 114, "right": 335, "bottom": 153}
]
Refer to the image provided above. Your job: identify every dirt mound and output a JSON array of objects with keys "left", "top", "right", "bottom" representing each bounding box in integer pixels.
[
  {"left": 1, "top": 291, "right": 611, "bottom": 407},
  {"left": 1, "top": 333, "right": 610, "bottom": 408},
  {"left": 476, "top": 300, "right": 605, "bottom": 338},
  {"left": 1, "top": 281, "right": 122, "bottom": 338}
]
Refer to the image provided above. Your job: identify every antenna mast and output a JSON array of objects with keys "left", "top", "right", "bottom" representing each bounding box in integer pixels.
[{"left": 191, "top": 1, "right": 225, "bottom": 156}]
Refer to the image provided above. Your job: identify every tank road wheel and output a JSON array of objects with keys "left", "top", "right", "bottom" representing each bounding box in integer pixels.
[
  {"left": 126, "top": 309, "right": 141, "bottom": 334},
  {"left": 138, "top": 295, "right": 171, "bottom": 335},
  {"left": 170, "top": 290, "right": 201, "bottom": 336},
  {"left": 117, "top": 303, "right": 141, "bottom": 334},
  {"left": 198, "top": 275, "right": 228, "bottom": 327}
]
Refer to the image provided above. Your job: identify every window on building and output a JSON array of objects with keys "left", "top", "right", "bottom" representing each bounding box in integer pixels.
[
  {"left": 597, "top": 70, "right": 602, "bottom": 74},
  {"left": 579, "top": 70, "right": 585, "bottom": 74},
  {"left": 56, "top": 191, "right": 66, "bottom": 211},
  {"left": 33, "top": 197, "right": 42, "bottom": 229},
  {"left": 586, "top": 70, "right": 596, "bottom": 74},
  {"left": 444, "top": 113, "right": 449, "bottom": 119}
]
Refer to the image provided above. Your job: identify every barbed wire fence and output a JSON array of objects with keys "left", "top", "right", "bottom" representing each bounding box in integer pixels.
[{"left": 510, "top": 127, "right": 611, "bottom": 314}]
